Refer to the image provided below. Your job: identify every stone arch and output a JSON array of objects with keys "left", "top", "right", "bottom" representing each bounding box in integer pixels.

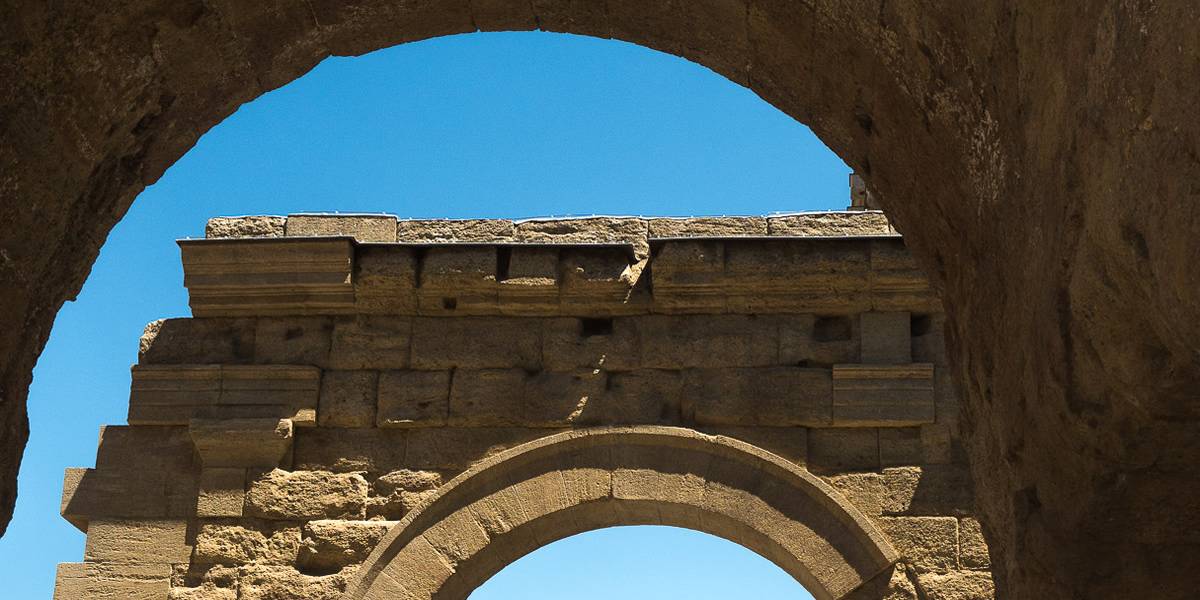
[{"left": 345, "top": 427, "right": 899, "bottom": 600}]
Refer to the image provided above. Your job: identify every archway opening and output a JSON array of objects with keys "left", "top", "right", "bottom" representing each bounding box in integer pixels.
[{"left": 469, "top": 525, "right": 814, "bottom": 599}]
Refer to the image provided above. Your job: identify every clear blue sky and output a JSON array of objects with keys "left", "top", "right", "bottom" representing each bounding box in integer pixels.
[{"left": 2, "top": 31, "right": 847, "bottom": 598}]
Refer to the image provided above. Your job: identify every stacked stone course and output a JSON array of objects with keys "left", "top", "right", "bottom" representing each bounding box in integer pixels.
[{"left": 56, "top": 212, "right": 991, "bottom": 599}]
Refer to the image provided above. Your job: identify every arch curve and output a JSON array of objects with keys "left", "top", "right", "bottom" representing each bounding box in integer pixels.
[{"left": 345, "top": 427, "right": 898, "bottom": 600}]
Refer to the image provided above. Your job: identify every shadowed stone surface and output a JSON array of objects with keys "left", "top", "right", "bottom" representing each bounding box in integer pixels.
[{"left": 3, "top": 3, "right": 1199, "bottom": 598}]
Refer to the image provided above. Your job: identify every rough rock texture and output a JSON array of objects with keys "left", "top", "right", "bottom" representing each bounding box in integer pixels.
[{"left": 3, "top": 3, "right": 1200, "bottom": 598}]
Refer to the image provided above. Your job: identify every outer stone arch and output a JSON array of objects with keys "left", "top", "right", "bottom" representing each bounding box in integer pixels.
[{"left": 345, "top": 427, "right": 899, "bottom": 600}]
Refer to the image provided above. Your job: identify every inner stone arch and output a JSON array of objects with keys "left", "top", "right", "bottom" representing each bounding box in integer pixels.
[{"left": 345, "top": 427, "right": 899, "bottom": 600}]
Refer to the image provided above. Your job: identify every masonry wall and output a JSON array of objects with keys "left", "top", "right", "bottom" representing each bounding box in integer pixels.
[{"left": 55, "top": 214, "right": 993, "bottom": 600}]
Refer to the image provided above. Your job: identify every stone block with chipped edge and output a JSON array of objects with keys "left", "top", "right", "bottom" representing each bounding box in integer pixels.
[
  {"left": 189, "top": 418, "right": 293, "bottom": 468},
  {"left": 377, "top": 370, "right": 450, "bottom": 428},
  {"left": 767, "top": 211, "right": 894, "bottom": 237},
  {"left": 648, "top": 216, "right": 768, "bottom": 238},
  {"left": 397, "top": 218, "right": 515, "bottom": 242},
  {"left": 285, "top": 214, "right": 397, "bottom": 242},
  {"left": 205, "top": 216, "right": 285, "bottom": 239}
]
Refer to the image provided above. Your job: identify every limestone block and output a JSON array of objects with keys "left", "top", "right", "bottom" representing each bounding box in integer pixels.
[
  {"left": 139, "top": 318, "right": 255, "bottom": 365},
  {"left": 299, "top": 520, "right": 395, "bottom": 572},
  {"left": 910, "top": 313, "right": 946, "bottom": 364},
  {"left": 411, "top": 317, "right": 540, "bottom": 369},
  {"left": 650, "top": 240, "right": 727, "bottom": 313},
  {"left": 61, "top": 467, "right": 191, "bottom": 528},
  {"left": 318, "top": 370, "right": 378, "bottom": 428},
  {"left": 594, "top": 370, "right": 683, "bottom": 425},
  {"left": 328, "top": 316, "right": 411, "bottom": 370},
  {"left": 354, "top": 245, "right": 418, "bottom": 314},
  {"left": 253, "top": 317, "right": 332, "bottom": 366},
  {"left": 825, "top": 472, "right": 886, "bottom": 517},
  {"left": 860, "top": 311, "right": 912, "bottom": 363},
  {"left": 880, "top": 427, "right": 924, "bottom": 466},
  {"left": 637, "top": 315, "right": 778, "bottom": 368},
  {"left": 236, "top": 565, "right": 350, "bottom": 600},
  {"left": 53, "top": 562, "right": 171, "bottom": 600},
  {"left": 917, "top": 571, "right": 995, "bottom": 600},
  {"left": 168, "top": 584, "right": 237, "bottom": 600},
  {"left": 396, "top": 218, "right": 514, "bottom": 242},
  {"left": 417, "top": 246, "right": 498, "bottom": 314},
  {"left": 958, "top": 518, "right": 991, "bottom": 569},
  {"left": 869, "top": 239, "right": 936, "bottom": 312},
  {"left": 94, "top": 425, "right": 197, "bottom": 473},
  {"left": 879, "top": 516, "right": 959, "bottom": 570},
  {"left": 377, "top": 370, "right": 450, "bottom": 427},
  {"left": 648, "top": 216, "right": 767, "bottom": 238},
  {"left": 559, "top": 247, "right": 641, "bottom": 311},
  {"left": 245, "top": 469, "right": 368, "bottom": 520},
  {"left": 403, "top": 427, "right": 556, "bottom": 470},
  {"left": 219, "top": 365, "right": 321, "bottom": 423},
  {"left": 180, "top": 238, "right": 356, "bottom": 317},
  {"left": 84, "top": 519, "right": 191, "bottom": 564},
  {"left": 808, "top": 428, "right": 880, "bottom": 473},
  {"left": 767, "top": 212, "right": 893, "bottom": 237},
  {"left": 514, "top": 217, "right": 649, "bottom": 257},
  {"left": 832, "top": 364, "right": 936, "bottom": 426},
  {"left": 197, "top": 468, "right": 246, "bottom": 518},
  {"left": 839, "top": 563, "right": 918, "bottom": 600},
  {"left": 723, "top": 239, "right": 871, "bottom": 313},
  {"left": 684, "top": 367, "right": 832, "bottom": 426},
  {"left": 702, "top": 426, "right": 807, "bottom": 466},
  {"left": 779, "top": 314, "right": 861, "bottom": 367},
  {"left": 293, "top": 429, "right": 408, "bottom": 474},
  {"left": 285, "top": 214, "right": 397, "bottom": 242},
  {"left": 881, "top": 465, "right": 975, "bottom": 516},
  {"left": 190, "top": 418, "right": 293, "bottom": 468},
  {"left": 542, "top": 317, "right": 639, "bottom": 371},
  {"left": 920, "top": 423, "right": 957, "bottom": 465},
  {"left": 205, "top": 216, "right": 286, "bottom": 239},
  {"left": 193, "top": 521, "right": 301, "bottom": 565},
  {"left": 448, "top": 369, "right": 525, "bottom": 426},
  {"left": 128, "top": 365, "right": 220, "bottom": 425},
  {"left": 375, "top": 469, "right": 443, "bottom": 495},
  {"left": 498, "top": 247, "right": 559, "bottom": 315},
  {"left": 522, "top": 369, "right": 608, "bottom": 426}
]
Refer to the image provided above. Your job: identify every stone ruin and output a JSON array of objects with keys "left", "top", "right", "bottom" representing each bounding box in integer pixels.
[{"left": 54, "top": 211, "right": 993, "bottom": 599}]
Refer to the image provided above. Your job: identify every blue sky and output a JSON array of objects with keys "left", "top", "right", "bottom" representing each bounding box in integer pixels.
[{"left": 2, "top": 31, "right": 846, "bottom": 598}]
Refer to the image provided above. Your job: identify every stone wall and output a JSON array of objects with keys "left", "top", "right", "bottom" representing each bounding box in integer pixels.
[{"left": 55, "top": 214, "right": 991, "bottom": 599}]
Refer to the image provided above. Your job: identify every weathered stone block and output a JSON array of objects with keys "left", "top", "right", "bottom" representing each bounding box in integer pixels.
[
  {"left": 881, "top": 465, "right": 975, "bottom": 516},
  {"left": 860, "top": 311, "right": 912, "bottom": 364},
  {"left": 779, "top": 314, "right": 860, "bottom": 367},
  {"left": 514, "top": 217, "right": 649, "bottom": 257},
  {"left": 396, "top": 218, "right": 514, "bottom": 242},
  {"left": 448, "top": 369, "right": 524, "bottom": 426},
  {"left": 808, "top": 428, "right": 880, "bottom": 473},
  {"left": 648, "top": 216, "right": 767, "bottom": 238},
  {"left": 703, "top": 426, "right": 808, "bottom": 466},
  {"left": 377, "top": 370, "right": 450, "bottom": 427},
  {"left": 522, "top": 369, "right": 608, "bottom": 426},
  {"left": 328, "top": 316, "right": 411, "bottom": 370},
  {"left": 139, "top": 318, "right": 255, "bottom": 365},
  {"left": 559, "top": 247, "right": 640, "bottom": 311},
  {"left": 880, "top": 427, "right": 924, "bottom": 467},
  {"left": 498, "top": 247, "right": 559, "bottom": 314},
  {"left": 959, "top": 517, "right": 991, "bottom": 569},
  {"left": 649, "top": 240, "right": 727, "bottom": 313},
  {"left": 190, "top": 418, "right": 293, "bottom": 468},
  {"left": 684, "top": 367, "right": 832, "bottom": 426},
  {"left": 832, "top": 364, "right": 935, "bottom": 426},
  {"left": 879, "top": 516, "right": 959, "bottom": 570},
  {"left": 293, "top": 429, "right": 408, "bottom": 474},
  {"left": 417, "top": 246, "right": 498, "bottom": 314},
  {"left": 253, "top": 317, "right": 332, "bottom": 366},
  {"left": 128, "top": 365, "right": 221, "bottom": 425},
  {"left": 285, "top": 214, "right": 397, "bottom": 242},
  {"left": 825, "top": 472, "right": 886, "bottom": 517},
  {"left": 193, "top": 521, "right": 301, "bottom": 565},
  {"left": 723, "top": 239, "right": 871, "bottom": 313},
  {"left": 299, "top": 520, "right": 395, "bottom": 572},
  {"left": 767, "top": 212, "right": 893, "bottom": 237},
  {"left": 637, "top": 315, "right": 778, "bottom": 368},
  {"left": 542, "top": 317, "right": 639, "bottom": 370},
  {"left": 53, "top": 562, "right": 171, "bottom": 600},
  {"left": 168, "top": 584, "right": 237, "bottom": 600},
  {"left": 84, "top": 520, "right": 191, "bottom": 564},
  {"left": 318, "top": 370, "right": 378, "bottom": 428},
  {"left": 917, "top": 571, "right": 994, "bottom": 600},
  {"left": 403, "top": 428, "right": 555, "bottom": 470},
  {"left": 206, "top": 216, "right": 286, "bottom": 239},
  {"left": 236, "top": 565, "right": 350, "bottom": 600},
  {"left": 197, "top": 468, "right": 246, "bottom": 518},
  {"left": 411, "top": 317, "right": 540, "bottom": 369},
  {"left": 218, "top": 365, "right": 321, "bottom": 423},
  {"left": 180, "top": 238, "right": 356, "bottom": 317},
  {"left": 245, "top": 469, "right": 368, "bottom": 520},
  {"left": 594, "top": 370, "right": 682, "bottom": 425},
  {"left": 354, "top": 245, "right": 418, "bottom": 313}
]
